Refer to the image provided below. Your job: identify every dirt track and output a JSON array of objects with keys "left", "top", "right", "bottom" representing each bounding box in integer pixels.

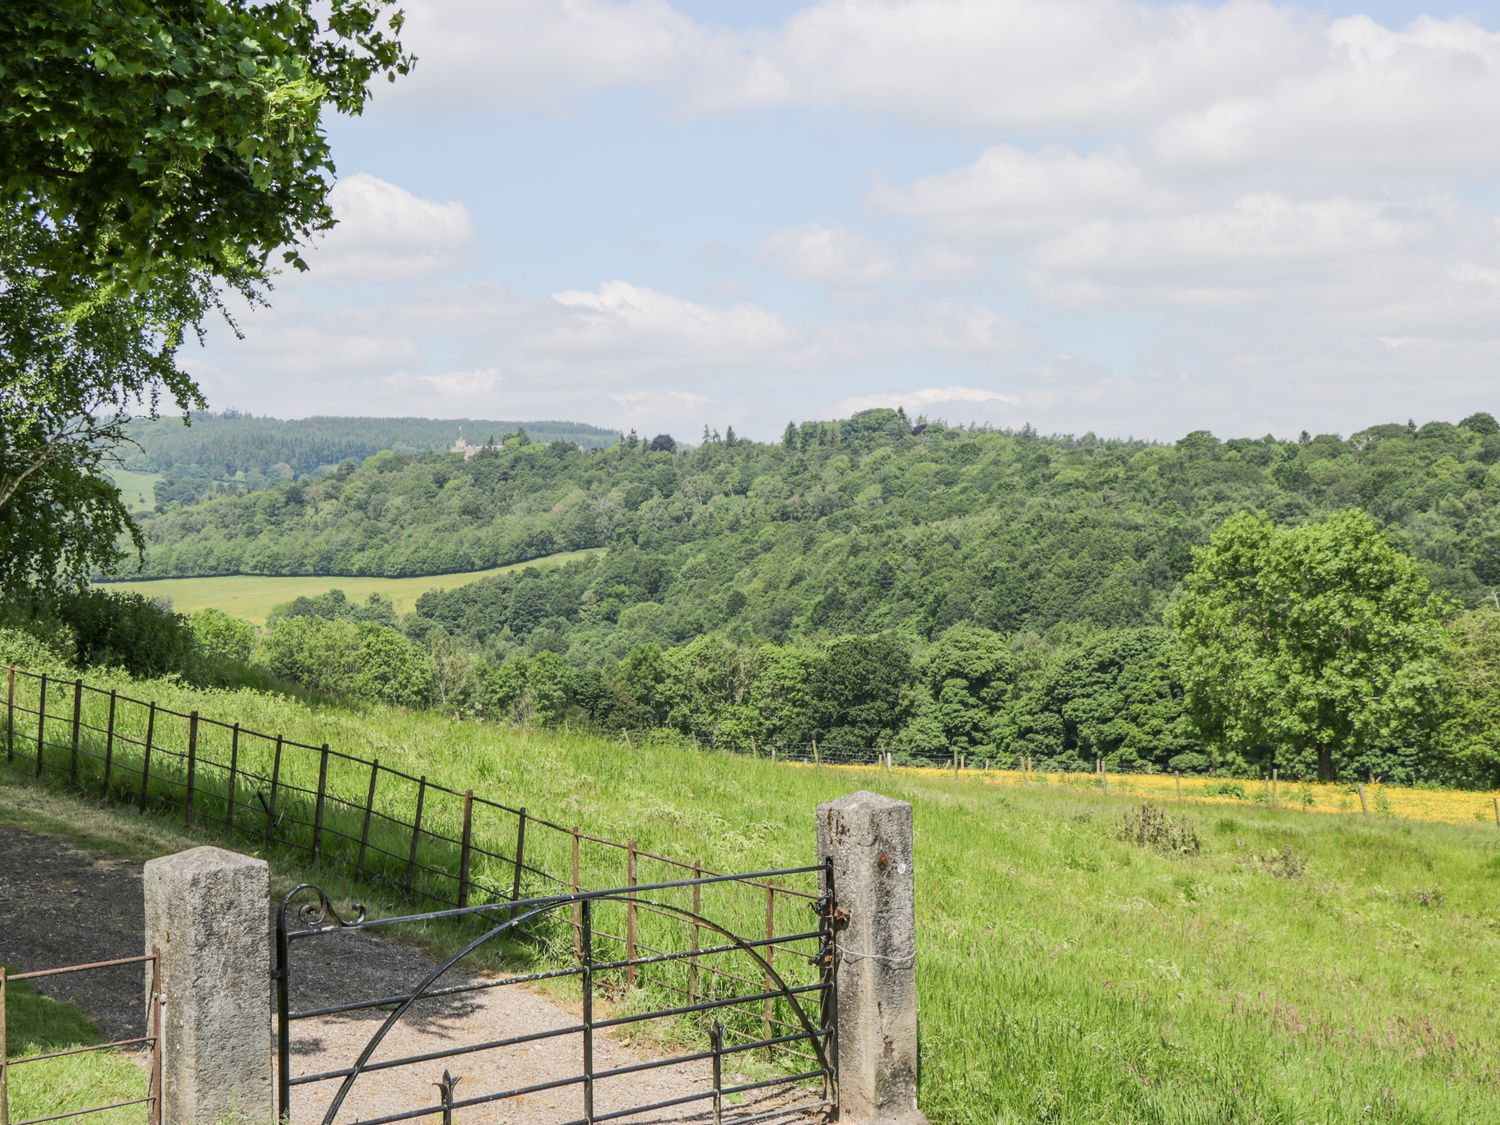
[{"left": 0, "top": 826, "right": 824, "bottom": 1123}]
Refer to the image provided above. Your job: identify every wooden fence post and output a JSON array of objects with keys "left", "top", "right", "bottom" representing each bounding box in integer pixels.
[
  {"left": 184, "top": 712, "right": 199, "bottom": 828},
  {"left": 1357, "top": 783, "right": 1369, "bottom": 815},
  {"left": 457, "top": 790, "right": 475, "bottom": 908},
  {"left": 68, "top": 679, "right": 82, "bottom": 785},
  {"left": 355, "top": 760, "right": 379, "bottom": 879},
  {"left": 1271, "top": 768, "right": 1279, "bottom": 809},
  {"left": 138, "top": 703, "right": 156, "bottom": 813},
  {"left": 310, "top": 743, "right": 329, "bottom": 860},
  {"left": 224, "top": 724, "right": 240, "bottom": 831},
  {"left": 1493, "top": 796, "right": 1499, "bottom": 829},
  {"left": 571, "top": 827, "right": 583, "bottom": 962},
  {"left": 511, "top": 808, "right": 528, "bottom": 905},
  {"left": 626, "top": 841, "right": 638, "bottom": 989},
  {"left": 5, "top": 664, "right": 14, "bottom": 761},
  {"left": 102, "top": 691, "right": 117, "bottom": 794},
  {"left": 1175, "top": 771, "right": 1182, "bottom": 801},
  {"left": 264, "top": 735, "right": 283, "bottom": 847},
  {"left": 403, "top": 777, "right": 427, "bottom": 896},
  {"left": 34, "top": 672, "right": 47, "bottom": 776}
]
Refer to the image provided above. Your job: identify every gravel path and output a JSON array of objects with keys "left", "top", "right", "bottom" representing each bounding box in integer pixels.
[{"left": 0, "top": 827, "right": 826, "bottom": 1124}]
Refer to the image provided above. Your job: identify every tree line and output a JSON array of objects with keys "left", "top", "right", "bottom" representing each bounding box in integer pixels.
[{"left": 184, "top": 504, "right": 1495, "bottom": 789}]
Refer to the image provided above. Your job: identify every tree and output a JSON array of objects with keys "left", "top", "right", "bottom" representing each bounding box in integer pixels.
[
  {"left": 810, "top": 634, "right": 914, "bottom": 750},
  {"left": 1, "top": 1, "right": 411, "bottom": 597},
  {"left": 1169, "top": 510, "right": 1445, "bottom": 781},
  {"left": 1432, "top": 608, "right": 1500, "bottom": 787},
  {"left": 189, "top": 608, "right": 255, "bottom": 665}
]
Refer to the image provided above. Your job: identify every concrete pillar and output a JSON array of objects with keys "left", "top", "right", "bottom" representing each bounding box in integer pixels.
[
  {"left": 817, "top": 791, "right": 927, "bottom": 1124},
  {"left": 144, "top": 846, "right": 273, "bottom": 1124}
]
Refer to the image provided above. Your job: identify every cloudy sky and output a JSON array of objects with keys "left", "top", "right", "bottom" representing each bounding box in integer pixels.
[{"left": 190, "top": 0, "right": 1500, "bottom": 441}]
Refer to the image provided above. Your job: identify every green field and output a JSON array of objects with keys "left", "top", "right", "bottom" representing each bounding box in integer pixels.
[
  {"left": 5, "top": 662, "right": 1498, "bottom": 1124},
  {"left": 105, "top": 468, "right": 163, "bottom": 513},
  {"left": 93, "top": 548, "right": 604, "bottom": 622},
  {"left": 1, "top": 966, "right": 146, "bottom": 1123}
]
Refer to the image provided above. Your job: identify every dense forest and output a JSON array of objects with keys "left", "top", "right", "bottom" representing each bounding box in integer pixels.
[
  {"left": 118, "top": 411, "right": 620, "bottom": 505},
  {"left": 95, "top": 408, "right": 1500, "bottom": 786},
  {"left": 122, "top": 409, "right": 1500, "bottom": 648}
]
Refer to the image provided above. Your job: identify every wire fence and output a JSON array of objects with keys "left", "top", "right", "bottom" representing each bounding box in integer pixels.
[{"left": 1, "top": 665, "right": 826, "bottom": 1073}]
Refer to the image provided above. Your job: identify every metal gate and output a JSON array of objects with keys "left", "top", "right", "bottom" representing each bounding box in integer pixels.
[{"left": 274, "top": 863, "right": 837, "bottom": 1124}]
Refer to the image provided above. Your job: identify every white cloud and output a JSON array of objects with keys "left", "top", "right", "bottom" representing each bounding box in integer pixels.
[
  {"left": 381, "top": 0, "right": 727, "bottom": 110},
  {"left": 761, "top": 224, "right": 896, "bottom": 285},
  {"left": 546, "top": 281, "right": 799, "bottom": 371},
  {"left": 304, "top": 173, "right": 475, "bottom": 282},
  {"left": 873, "top": 146, "right": 1169, "bottom": 242}
]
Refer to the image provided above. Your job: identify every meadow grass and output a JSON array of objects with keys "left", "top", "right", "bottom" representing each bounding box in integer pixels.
[
  {"left": 104, "top": 468, "right": 163, "bottom": 514},
  {"left": 4, "top": 671, "right": 1499, "bottom": 1122},
  {"left": 1, "top": 966, "right": 146, "bottom": 1123},
  {"left": 92, "top": 547, "right": 605, "bottom": 622},
  {"left": 919, "top": 763, "right": 1500, "bottom": 830}
]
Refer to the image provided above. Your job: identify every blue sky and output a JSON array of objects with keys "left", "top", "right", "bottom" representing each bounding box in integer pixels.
[{"left": 192, "top": 0, "right": 1500, "bottom": 441}]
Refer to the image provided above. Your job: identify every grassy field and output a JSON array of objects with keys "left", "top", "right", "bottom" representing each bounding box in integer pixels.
[
  {"left": 1, "top": 964, "right": 146, "bottom": 1123},
  {"left": 93, "top": 547, "right": 605, "bottom": 622},
  {"left": 105, "top": 468, "right": 163, "bottom": 513},
  {"left": 4, "top": 670, "right": 1500, "bottom": 1122}
]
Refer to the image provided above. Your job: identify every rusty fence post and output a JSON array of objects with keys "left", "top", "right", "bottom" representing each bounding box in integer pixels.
[
  {"left": 404, "top": 777, "right": 428, "bottom": 896},
  {"left": 689, "top": 860, "right": 702, "bottom": 1006},
  {"left": 138, "top": 703, "right": 157, "bottom": 813},
  {"left": 264, "top": 735, "right": 283, "bottom": 847},
  {"left": 457, "top": 790, "right": 475, "bottom": 908},
  {"left": 626, "top": 840, "right": 638, "bottom": 989},
  {"left": 34, "top": 672, "right": 47, "bottom": 777},
  {"left": 69, "top": 678, "right": 82, "bottom": 785},
  {"left": 355, "top": 759, "right": 379, "bottom": 879},
  {"left": 571, "top": 826, "right": 583, "bottom": 961},
  {"left": 102, "top": 690, "right": 117, "bottom": 794},
  {"left": 224, "top": 724, "right": 240, "bottom": 831},
  {"left": 184, "top": 711, "right": 199, "bottom": 828},
  {"left": 763, "top": 882, "right": 776, "bottom": 1058},
  {"left": 2, "top": 964, "right": 9, "bottom": 1125},
  {"left": 511, "top": 808, "right": 528, "bottom": 906},
  {"left": 310, "top": 743, "right": 330, "bottom": 861}
]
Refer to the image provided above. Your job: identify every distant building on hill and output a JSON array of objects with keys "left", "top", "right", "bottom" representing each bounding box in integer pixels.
[{"left": 450, "top": 429, "right": 484, "bottom": 459}]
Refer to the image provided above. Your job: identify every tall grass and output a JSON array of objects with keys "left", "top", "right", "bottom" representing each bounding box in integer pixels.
[{"left": 5, "top": 667, "right": 1499, "bottom": 1121}]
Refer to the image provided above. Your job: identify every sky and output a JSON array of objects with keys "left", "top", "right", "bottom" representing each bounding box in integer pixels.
[{"left": 189, "top": 0, "right": 1500, "bottom": 442}]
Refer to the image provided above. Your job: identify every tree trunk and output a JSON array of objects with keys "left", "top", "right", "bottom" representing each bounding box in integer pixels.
[{"left": 1317, "top": 745, "right": 1333, "bottom": 782}]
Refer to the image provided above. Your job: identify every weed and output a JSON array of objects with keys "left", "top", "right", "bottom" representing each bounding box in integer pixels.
[
  {"left": 1117, "top": 803, "right": 1201, "bottom": 855},
  {"left": 1251, "top": 845, "right": 1306, "bottom": 879},
  {"left": 1202, "top": 781, "right": 1249, "bottom": 800},
  {"left": 1402, "top": 886, "right": 1446, "bottom": 908}
]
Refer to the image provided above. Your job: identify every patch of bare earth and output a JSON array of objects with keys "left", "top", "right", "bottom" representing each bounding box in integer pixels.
[{"left": 0, "top": 826, "right": 826, "bottom": 1123}]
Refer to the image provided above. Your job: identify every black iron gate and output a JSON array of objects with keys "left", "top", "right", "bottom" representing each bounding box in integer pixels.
[{"left": 274, "top": 863, "right": 838, "bottom": 1124}]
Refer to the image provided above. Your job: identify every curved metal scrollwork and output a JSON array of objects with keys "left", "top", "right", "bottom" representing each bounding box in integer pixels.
[{"left": 278, "top": 882, "right": 366, "bottom": 932}]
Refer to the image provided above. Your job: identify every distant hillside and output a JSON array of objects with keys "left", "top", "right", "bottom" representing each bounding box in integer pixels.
[
  {"left": 118, "top": 410, "right": 1500, "bottom": 657},
  {"left": 118, "top": 411, "right": 620, "bottom": 480}
]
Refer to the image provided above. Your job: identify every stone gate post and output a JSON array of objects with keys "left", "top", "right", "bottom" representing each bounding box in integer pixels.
[
  {"left": 817, "top": 791, "right": 928, "bottom": 1124},
  {"left": 144, "top": 846, "right": 273, "bottom": 1124}
]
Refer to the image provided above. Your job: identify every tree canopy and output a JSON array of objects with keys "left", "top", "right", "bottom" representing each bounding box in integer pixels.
[
  {"left": 0, "top": 0, "right": 412, "bottom": 598},
  {"left": 1170, "top": 510, "right": 1446, "bottom": 780}
]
